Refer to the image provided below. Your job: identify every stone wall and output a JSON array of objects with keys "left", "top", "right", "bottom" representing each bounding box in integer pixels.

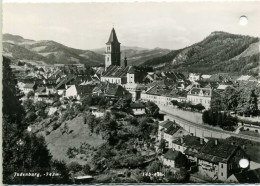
[{"left": 159, "top": 105, "right": 203, "bottom": 124}]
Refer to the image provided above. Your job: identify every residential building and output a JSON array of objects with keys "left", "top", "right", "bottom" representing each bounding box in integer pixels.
[
  {"left": 21, "top": 83, "right": 37, "bottom": 94},
  {"left": 92, "top": 82, "right": 131, "bottom": 102},
  {"left": 162, "top": 149, "right": 188, "bottom": 169},
  {"left": 158, "top": 119, "right": 188, "bottom": 148},
  {"left": 65, "top": 84, "right": 95, "bottom": 100},
  {"left": 236, "top": 75, "right": 257, "bottom": 82},
  {"left": 188, "top": 73, "right": 201, "bottom": 82},
  {"left": 197, "top": 139, "right": 249, "bottom": 181},
  {"left": 172, "top": 135, "right": 206, "bottom": 163},
  {"left": 141, "top": 85, "right": 187, "bottom": 106},
  {"left": 130, "top": 102, "right": 146, "bottom": 116},
  {"left": 187, "top": 87, "right": 220, "bottom": 110}
]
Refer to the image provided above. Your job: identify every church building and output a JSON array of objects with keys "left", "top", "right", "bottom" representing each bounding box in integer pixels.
[{"left": 105, "top": 27, "right": 122, "bottom": 69}]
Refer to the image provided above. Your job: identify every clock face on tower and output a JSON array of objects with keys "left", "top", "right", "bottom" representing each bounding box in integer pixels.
[{"left": 105, "top": 28, "right": 121, "bottom": 69}]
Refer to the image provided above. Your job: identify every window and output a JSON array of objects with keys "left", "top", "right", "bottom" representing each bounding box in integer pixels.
[
  {"left": 107, "top": 57, "right": 109, "bottom": 61},
  {"left": 221, "top": 172, "right": 223, "bottom": 176},
  {"left": 221, "top": 164, "right": 223, "bottom": 168}
]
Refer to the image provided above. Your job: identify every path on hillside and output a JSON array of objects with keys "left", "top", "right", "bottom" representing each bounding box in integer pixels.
[{"left": 160, "top": 109, "right": 260, "bottom": 143}]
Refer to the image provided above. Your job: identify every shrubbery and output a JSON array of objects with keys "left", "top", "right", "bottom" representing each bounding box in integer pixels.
[{"left": 202, "top": 109, "right": 237, "bottom": 130}]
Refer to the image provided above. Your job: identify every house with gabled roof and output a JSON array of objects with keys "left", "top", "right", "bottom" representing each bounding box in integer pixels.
[
  {"left": 187, "top": 87, "right": 220, "bottom": 110},
  {"left": 236, "top": 75, "right": 257, "bottom": 82},
  {"left": 130, "top": 102, "right": 146, "bottom": 116},
  {"left": 141, "top": 85, "right": 188, "bottom": 107},
  {"left": 162, "top": 149, "right": 188, "bottom": 169},
  {"left": 65, "top": 84, "right": 95, "bottom": 100},
  {"left": 21, "top": 83, "right": 37, "bottom": 94},
  {"left": 158, "top": 119, "right": 189, "bottom": 149},
  {"left": 55, "top": 75, "right": 76, "bottom": 95},
  {"left": 172, "top": 135, "right": 206, "bottom": 164},
  {"left": 92, "top": 82, "right": 131, "bottom": 102},
  {"left": 197, "top": 139, "right": 249, "bottom": 181}
]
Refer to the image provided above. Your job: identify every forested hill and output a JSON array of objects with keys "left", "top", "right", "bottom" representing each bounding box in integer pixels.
[
  {"left": 3, "top": 33, "right": 104, "bottom": 66},
  {"left": 141, "top": 31, "right": 259, "bottom": 76}
]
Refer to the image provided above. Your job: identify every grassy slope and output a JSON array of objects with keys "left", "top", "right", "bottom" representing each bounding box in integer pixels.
[{"left": 38, "top": 115, "right": 104, "bottom": 165}]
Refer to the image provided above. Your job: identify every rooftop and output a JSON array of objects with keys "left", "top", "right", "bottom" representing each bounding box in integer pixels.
[
  {"left": 173, "top": 135, "right": 205, "bottom": 151},
  {"left": 197, "top": 139, "right": 238, "bottom": 163},
  {"left": 163, "top": 149, "right": 184, "bottom": 161}
]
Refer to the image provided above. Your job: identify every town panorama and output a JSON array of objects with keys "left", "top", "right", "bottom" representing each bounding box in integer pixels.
[{"left": 2, "top": 8, "right": 260, "bottom": 184}]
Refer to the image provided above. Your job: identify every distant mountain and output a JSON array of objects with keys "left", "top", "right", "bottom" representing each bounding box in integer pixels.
[
  {"left": 92, "top": 46, "right": 171, "bottom": 66},
  {"left": 3, "top": 33, "right": 104, "bottom": 66},
  {"left": 141, "top": 31, "right": 259, "bottom": 76}
]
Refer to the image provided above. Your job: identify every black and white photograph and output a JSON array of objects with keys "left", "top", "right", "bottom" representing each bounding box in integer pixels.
[{"left": 1, "top": 1, "right": 260, "bottom": 184}]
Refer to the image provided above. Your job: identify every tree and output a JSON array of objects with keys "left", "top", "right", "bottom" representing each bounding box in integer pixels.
[
  {"left": 146, "top": 101, "right": 160, "bottom": 117},
  {"left": 158, "top": 139, "right": 166, "bottom": 152},
  {"left": 84, "top": 113, "right": 96, "bottom": 133},
  {"left": 210, "top": 97, "right": 222, "bottom": 112},
  {"left": 248, "top": 89, "right": 258, "bottom": 116},
  {"left": 147, "top": 161, "right": 162, "bottom": 173},
  {"left": 202, "top": 110, "right": 210, "bottom": 124},
  {"left": 27, "top": 91, "right": 35, "bottom": 99},
  {"left": 67, "top": 161, "right": 82, "bottom": 173},
  {"left": 82, "top": 164, "right": 91, "bottom": 174},
  {"left": 23, "top": 99, "right": 35, "bottom": 112},
  {"left": 171, "top": 100, "right": 179, "bottom": 106},
  {"left": 195, "top": 104, "right": 205, "bottom": 112},
  {"left": 25, "top": 111, "right": 37, "bottom": 122},
  {"left": 98, "top": 96, "right": 107, "bottom": 110}
]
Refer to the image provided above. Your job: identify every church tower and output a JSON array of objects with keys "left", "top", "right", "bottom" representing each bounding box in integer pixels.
[{"left": 105, "top": 27, "right": 121, "bottom": 70}]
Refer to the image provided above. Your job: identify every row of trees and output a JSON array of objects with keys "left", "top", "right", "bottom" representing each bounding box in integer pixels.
[
  {"left": 202, "top": 109, "right": 237, "bottom": 131},
  {"left": 211, "top": 86, "right": 259, "bottom": 117},
  {"left": 171, "top": 100, "right": 205, "bottom": 112}
]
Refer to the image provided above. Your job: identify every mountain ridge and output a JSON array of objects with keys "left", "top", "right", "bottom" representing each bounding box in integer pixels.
[
  {"left": 141, "top": 31, "right": 259, "bottom": 76},
  {"left": 3, "top": 33, "right": 171, "bottom": 66},
  {"left": 3, "top": 33, "right": 104, "bottom": 66}
]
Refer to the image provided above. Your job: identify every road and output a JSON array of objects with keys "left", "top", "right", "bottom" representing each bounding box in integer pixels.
[{"left": 160, "top": 110, "right": 260, "bottom": 143}]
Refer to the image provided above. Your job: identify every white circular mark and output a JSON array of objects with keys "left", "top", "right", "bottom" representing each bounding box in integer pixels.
[
  {"left": 27, "top": 126, "right": 32, "bottom": 132},
  {"left": 239, "top": 158, "right": 249, "bottom": 168},
  {"left": 239, "top": 16, "right": 248, "bottom": 26}
]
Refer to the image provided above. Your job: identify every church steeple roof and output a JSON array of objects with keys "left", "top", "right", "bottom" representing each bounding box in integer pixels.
[{"left": 106, "top": 27, "right": 120, "bottom": 44}]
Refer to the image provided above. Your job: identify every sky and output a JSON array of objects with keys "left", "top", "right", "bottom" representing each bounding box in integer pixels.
[{"left": 3, "top": 2, "right": 260, "bottom": 50}]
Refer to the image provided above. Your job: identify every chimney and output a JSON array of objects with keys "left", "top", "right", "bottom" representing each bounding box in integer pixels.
[
  {"left": 200, "top": 138, "right": 204, "bottom": 145},
  {"left": 215, "top": 139, "right": 218, "bottom": 145},
  {"left": 180, "top": 138, "right": 184, "bottom": 143}
]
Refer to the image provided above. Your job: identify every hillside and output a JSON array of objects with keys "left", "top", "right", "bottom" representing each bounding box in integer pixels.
[
  {"left": 142, "top": 31, "right": 259, "bottom": 75},
  {"left": 93, "top": 46, "right": 170, "bottom": 66},
  {"left": 34, "top": 115, "right": 104, "bottom": 164},
  {"left": 3, "top": 34, "right": 104, "bottom": 66}
]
